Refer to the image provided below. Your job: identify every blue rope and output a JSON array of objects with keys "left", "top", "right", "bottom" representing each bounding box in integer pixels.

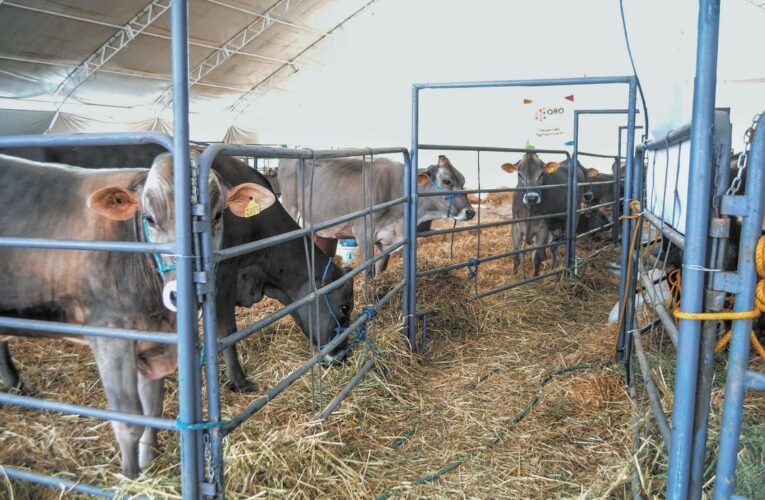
[
  {"left": 143, "top": 217, "right": 177, "bottom": 276},
  {"left": 467, "top": 258, "right": 480, "bottom": 280},
  {"left": 175, "top": 417, "right": 227, "bottom": 431},
  {"left": 319, "top": 258, "right": 345, "bottom": 349}
]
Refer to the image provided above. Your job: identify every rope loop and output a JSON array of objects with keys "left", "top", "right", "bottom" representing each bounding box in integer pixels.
[{"left": 176, "top": 417, "right": 227, "bottom": 432}]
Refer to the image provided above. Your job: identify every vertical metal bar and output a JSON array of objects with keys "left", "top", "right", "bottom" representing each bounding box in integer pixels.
[
  {"left": 401, "top": 148, "right": 412, "bottom": 340},
  {"left": 170, "top": 0, "right": 201, "bottom": 497},
  {"left": 689, "top": 112, "right": 732, "bottom": 500},
  {"left": 613, "top": 135, "right": 623, "bottom": 246},
  {"left": 406, "top": 86, "right": 419, "bottom": 349},
  {"left": 199, "top": 153, "right": 224, "bottom": 496},
  {"left": 616, "top": 80, "right": 639, "bottom": 363},
  {"left": 667, "top": 1, "right": 721, "bottom": 497},
  {"left": 565, "top": 113, "right": 580, "bottom": 269},
  {"left": 714, "top": 114, "right": 765, "bottom": 499}
]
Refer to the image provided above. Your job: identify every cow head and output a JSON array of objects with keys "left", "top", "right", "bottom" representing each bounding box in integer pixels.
[
  {"left": 501, "top": 152, "right": 560, "bottom": 205},
  {"left": 417, "top": 155, "right": 475, "bottom": 223},
  {"left": 87, "top": 153, "right": 276, "bottom": 311},
  {"left": 312, "top": 259, "right": 355, "bottom": 364}
]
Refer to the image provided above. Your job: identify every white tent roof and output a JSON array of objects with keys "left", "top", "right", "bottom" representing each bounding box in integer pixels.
[{"left": 0, "top": 0, "right": 763, "bottom": 168}]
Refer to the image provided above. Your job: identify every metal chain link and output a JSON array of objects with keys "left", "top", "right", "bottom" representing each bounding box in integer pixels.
[
  {"left": 727, "top": 113, "right": 760, "bottom": 195},
  {"left": 203, "top": 432, "right": 216, "bottom": 490}
]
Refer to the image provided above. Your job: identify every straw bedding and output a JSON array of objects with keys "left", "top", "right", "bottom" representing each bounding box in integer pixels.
[{"left": 1, "top": 213, "right": 762, "bottom": 498}]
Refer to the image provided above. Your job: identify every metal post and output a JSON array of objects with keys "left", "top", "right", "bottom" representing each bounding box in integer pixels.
[
  {"left": 689, "top": 111, "right": 732, "bottom": 500},
  {"left": 714, "top": 113, "right": 765, "bottom": 499},
  {"left": 566, "top": 114, "right": 580, "bottom": 270},
  {"left": 667, "top": 1, "right": 721, "bottom": 497},
  {"left": 406, "top": 86, "right": 419, "bottom": 349},
  {"left": 616, "top": 81, "right": 638, "bottom": 364},
  {"left": 170, "top": 0, "right": 201, "bottom": 497},
  {"left": 401, "top": 148, "right": 413, "bottom": 349}
]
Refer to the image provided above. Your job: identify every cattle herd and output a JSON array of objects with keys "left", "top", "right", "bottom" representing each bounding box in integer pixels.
[{"left": 0, "top": 145, "right": 616, "bottom": 477}]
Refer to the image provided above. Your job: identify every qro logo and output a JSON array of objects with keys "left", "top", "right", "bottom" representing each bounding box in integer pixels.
[{"left": 534, "top": 107, "right": 566, "bottom": 121}]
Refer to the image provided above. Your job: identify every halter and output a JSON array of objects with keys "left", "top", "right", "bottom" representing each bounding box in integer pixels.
[
  {"left": 318, "top": 258, "right": 345, "bottom": 348},
  {"left": 143, "top": 217, "right": 177, "bottom": 276},
  {"left": 428, "top": 177, "right": 457, "bottom": 218}
]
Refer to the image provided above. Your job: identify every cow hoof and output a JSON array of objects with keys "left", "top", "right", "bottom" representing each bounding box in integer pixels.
[{"left": 227, "top": 379, "right": 257, "bottom": 393}]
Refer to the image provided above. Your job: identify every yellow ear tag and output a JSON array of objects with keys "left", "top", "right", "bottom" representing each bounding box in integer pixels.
[{"left": 244, "top": 197, "right": 261, "bottom": 218}]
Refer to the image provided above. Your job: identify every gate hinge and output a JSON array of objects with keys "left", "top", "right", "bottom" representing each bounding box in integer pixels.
[
  {"left": 721, "top": 195, "right": 748, "bottom": 217},
  {"left": 711, "top": 271, "right": 741, "bottom": 294},
  {"left": 708, "top": 217, "right": 730, "bottom": 238},
  {"left": 192, "top": 203, "right": 206, "bottom": 217}
]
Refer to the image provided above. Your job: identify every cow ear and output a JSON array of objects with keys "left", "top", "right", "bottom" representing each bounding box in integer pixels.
[
  {"left": 227, "top": 183, "right": 276, "bottom": 218},
  {"left": 501, "top": 162, "right": 517, "bottom": 173},
  {"left": 87, "top": 186, "right": 139, "bottom": 221},
  {"left": 417, "top": 171, "right": 431, "bottom": 186},
  {"left": 543, "top": 162, "right": 560, "bottom": 174},
  {"left": 437, "top": 155, "right": 449, "bottom": 166},
  {"left": 587, "top": 168, "right": 599, "bottom": 178}
]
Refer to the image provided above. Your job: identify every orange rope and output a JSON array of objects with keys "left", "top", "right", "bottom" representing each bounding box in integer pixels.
[{"left": 613, "top": 200, "right": 642, "bottom": 358}]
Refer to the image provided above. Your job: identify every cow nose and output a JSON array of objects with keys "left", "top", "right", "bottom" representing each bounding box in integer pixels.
[
  {"left": 340, "top": 304, "right": 351, "bottom": 317},
  {"left": 464, "top": 208, "right": 476, "bottom": 220},
  {"left": 583, "top": 192, "right": 594, "bottom": 203},
  {"left": 524, "top": 193, "right": 540, "bottom": 204}
]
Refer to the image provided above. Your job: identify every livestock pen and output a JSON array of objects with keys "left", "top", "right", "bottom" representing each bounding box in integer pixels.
[{"left": 1, "top": 0, "right": 764, "bottom": 499}]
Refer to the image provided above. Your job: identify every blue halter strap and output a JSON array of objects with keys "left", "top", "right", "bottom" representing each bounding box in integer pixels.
[
  {"left": 319, "top": 258, "right": 345, "bottom": 348},
  {"left": 428, "top": 178, "right": 457, "bottom": 217},
  {"left": 143, "top": 217, "right": 177, "bottom": 276}
]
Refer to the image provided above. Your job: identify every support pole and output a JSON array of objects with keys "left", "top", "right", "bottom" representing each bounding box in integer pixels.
[{"left": 666, "top": 1, "right": 721, "bottom": 497}]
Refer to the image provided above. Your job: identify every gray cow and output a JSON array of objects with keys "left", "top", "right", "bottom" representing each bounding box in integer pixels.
[
  {"left": 0, "top": 153, "right": 275, "bottom": 477},
  {"left": 278, "top": 155, "right": 475, "bottom": 275},
  {"left": 502, "top": 153, "right": 590, "bottom": 276}
]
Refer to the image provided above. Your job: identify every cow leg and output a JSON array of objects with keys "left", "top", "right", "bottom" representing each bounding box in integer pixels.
[
  {"left": 137, "top": 372, "right": 164, "bottom": 469},
  {"left": 375, "top": 241, "right": 391, "bottom": 275},
  {"left": 90, "top": 338, "right": 143, "bottom": 478},
  {"left": 533, "top": 224, "right": 551, "bottom": 276},
  {"left": 352, "top": 226, "right": 375, "bottom": 278},
  {"left": 0, "top": 341, "right": 20, "bottom": 391},
  {"left": 217, "top": 286, "right": 255, "bottom": 393},
  {"left": 314, "top": 236, "right": 338, "bottom": 259},
  {"left": 512, "top": 222, "right": 524, "bottom": 273}
]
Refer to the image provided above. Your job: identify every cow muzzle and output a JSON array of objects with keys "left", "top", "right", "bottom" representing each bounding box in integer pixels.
[
  {"left": 453, "top": 207, "right": 476, "bottom": 221},
  {"left": 583, "top": 191, "right": 595, "bottom": 203},
  {"left": 523, "top": 192, "right": 541, "bottom": 205},
  {"left": 162, "top": 280, "right": 178, "bottom": 312}
]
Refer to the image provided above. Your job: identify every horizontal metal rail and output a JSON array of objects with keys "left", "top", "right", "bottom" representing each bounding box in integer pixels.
[
  {"left": 217, "top": 241, "right": 405, "bottom": 351},
  {"left": 318, "top": 358, "right": 375, "bottom": 420},
  {"left": 577, "top": 151, "right": 622, "bottom": 159},
  {"left": 638, "top": 268, "right": 679, "bottom": 347},
  {"left": 222, "top": 280, "right": 405, "bottom": 435},
  {"left": 474, "top": 269, "right": 563, "bottom": 299},
  {"left": 418, "top": 211, "right": 567, "bottom": 238},
  {"left": 643, "top": 211, "right": 686, "bottom": 249},
  {"left": 0, "top": 466, "right": 115, "bottom": 498},
  {"left": 575, "top": 221, "right": 615, "bottom": 240},
  {"left": 0, "top": 316, "right": 178, "bottom": 344},
  {"left": 0, "top": 237, "right": 175, "bottom": 254},
  {"left": 202, "top": 143, "right": 408, "bottom": 161},
  {"left": 0, "top": 132, "right": 174, "bottom": 152},
  {"left": 418, "top": 144, "right": 571, "bottom": 158},
  {"left": 0, "top": 392, "right": 178, "bottom": 430},
  {"left": 418, "top": 183, "right": 569, "bottom": 197},
  {"left": 632, "top": 331, "right": 673, "bottom": 447},
  {"left": 641, "top": 124, "right": 692, "bottom": 152},
  {"left": 215, "top": 196, "right": 407, "bottom": 262},
  {"left": 414, "top": 75, "right": 634, "bottom": 90}
]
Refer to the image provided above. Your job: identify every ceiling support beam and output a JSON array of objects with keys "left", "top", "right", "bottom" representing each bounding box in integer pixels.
[
  {"left": 155, "top": 0, "right": 306, "bottom": 107},
  {"left": 51, "top": 0, "right": 171, "bottom": 104},
  {"left": 230, "top": 0, "right": 375, "bottom": 117}
]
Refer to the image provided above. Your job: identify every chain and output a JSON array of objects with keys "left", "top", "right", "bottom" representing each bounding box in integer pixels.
[
  {"left": 203, "top": 431, "right": 217, "bottom": 491},
  {"left": 727, "top": 113, "right": 760, "bottom": 196}
]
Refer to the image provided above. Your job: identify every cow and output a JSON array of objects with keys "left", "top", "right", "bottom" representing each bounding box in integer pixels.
[
  {"left": 211, "top": 156, "right": 354, "bottom": 392},
  {"left": 278, "top": 154, "right": 475, "bottom": 275},
  {"left": 0, "top": 144, "right": 355, "bottom": 394},
  {"left": 502, "top": 153, "right": 589, "bottom": 276},
  {"left": 0, "top": 152, "right": 275, "bottom": 478}
]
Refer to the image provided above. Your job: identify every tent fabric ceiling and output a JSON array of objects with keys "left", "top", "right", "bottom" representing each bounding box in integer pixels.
[{"left": 0, "top": 0, "right": 372, "bottom": 138}]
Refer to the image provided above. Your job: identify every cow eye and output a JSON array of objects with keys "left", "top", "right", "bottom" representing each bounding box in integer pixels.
[
  {"left": 443, "top": 179, "right": 452, "bottom": 187},
  {"left": 213, "top": 212, "right": 223, "bottom": 223},
  {"left": 145, "top": 216, "right": 156, "bottom": 227}
]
